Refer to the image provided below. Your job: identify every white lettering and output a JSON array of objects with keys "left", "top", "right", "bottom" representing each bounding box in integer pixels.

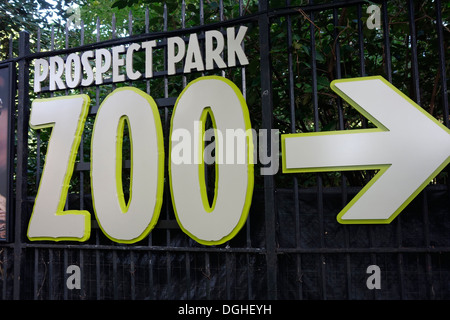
[
  {"left": 126, "top": 43, "right": 142, "bottom": 80},
  {"left": 205, "top": 30, "right": 226, "bottom": 70},
  {"left": 112, "top": 45, "right": 126, "bottom": 82},
  {"left": 366, "top": 265, "right": 381, "bottom": 289},
  {"left": 49, "top": 56, "right": 66, "bottom": 91},
  {"left": 227, "top": 26, "right": 249, "bottom": 67},
  {"left": 184, "top": 33, "right": 204, "bottom": 73},
  {"left": 222, "top": 305, "right": 271, "bottom": 315},
  {"left": 171, "top": 128, "right": 192, "bottom": 165},
  {"left": 66, "top": 265, "right": 81, "bottom": 290},
  {"left": 95, "top": 48, "right": 112, "bottom": 85},
  {"left": 142, "top": 40, "right": 156, "bottom": 78},
  {"left": 34, "top": 58, "right": 49, "bottom": 93},
  {"left": 81, "top": 50, "right": 95, "bottom": 86},
  {"left": 178, "top": 304, "right": 212, "bottom": 317},
  {"left": 65, "top": 53, "right": 82, "bottom": 89},
  {"left": 32, "top": 27, "right": 249, "bottom": 93},
  {"left": 167, "top": 36, "right": 185, "bottom": 75}
]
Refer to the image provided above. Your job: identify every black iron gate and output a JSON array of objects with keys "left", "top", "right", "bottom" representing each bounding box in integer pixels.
[{"left": 0, "top": 0, "right": 448, "bottom": 300}]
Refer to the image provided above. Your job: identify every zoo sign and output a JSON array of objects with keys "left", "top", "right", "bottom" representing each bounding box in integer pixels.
[
  {"left": 29, "top": 27, "right": 255, "bottom": 245},
  {"left": 28, "top": 76, "right": 255, "bottom": 245},
  {"left": 28, "top": 26, "right": 450, "bottom": 245}
]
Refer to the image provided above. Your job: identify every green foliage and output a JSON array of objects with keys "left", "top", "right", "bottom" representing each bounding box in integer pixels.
[
  {"left": 1, "top": 0, "right": 448, "bottom": 192},
  {"left": 268, "top": 1, "right": 449, "bottom": 186},
  {"left": 0, "top": 0, "right": 77, "bottom": 59}
]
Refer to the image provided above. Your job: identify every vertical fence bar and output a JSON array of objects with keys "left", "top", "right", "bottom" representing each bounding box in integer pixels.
[
  {"left": 63, "top": 21, "right": 70, "bottom": 301},
  {"left": 63, "top": 250, "right": 68, "bottom": 299},
  {"left": 34, "top": 251, "right": 39, "bottom": 299},
  {"left": 1, "top": 249, "right": 7, "bottom": 298},
  {"left": 34, "top": 27, "right": 42, "bottom": 301},
  {"left": 180, "top": 0, "right": 191, "bottom": 299},
  {"left": 434, "top": 0, "right": 449, "bottom": 129},
  {"left": 94, "top": 16, "right": 102, "bottom": 300},
  {"left": 226, "top": 252, "right": 231, "bottom": 299},
  {"left": 181, "top": 0, "right": 187, "bottom": 88},
  {"left": 332, "top": 4, "right": 352, "bottom": 299},
  {"left": 48, "top": 23, "right": 56, "bottom": 300},
  {"left": 162, "top": 2, "right": 173, "bottom": 299},
  {"left": 307, "top": 1, "right": 327, "bottom": 300},
  {"left": 130, "top": 250, "right": 135, "bottom": 300},
  {"left": 407, "top": 0, "right": 433, "bottom": 299},
  {"left": 198, "top": 0, "right": 211, "bottom": 300},
  {"left": 185, "top": 251, "right": 191, "bottom": 299},
  {"left": 240, "top": 0, "right": 252, "bottom": 300},
  {"left": 110, "top": 11, "right": 119, "bottom": 301},
  {"left": 14, "top": 31, "right": 30, "bottom": 300},
  {"left": 8, "top": 35, "right": 13, "bottom": 59},
  {"left": 205, "top": 252, "right": 211, "bottom": 299},
  {"left": 357, "top": 3, "right": 377, "bottom": 299},
  {"left": 145, "top": 6, "right": 154, "bottom": 252},
  {"left": 113, "top": 251, "right": 118, "bottom": 299},
  {"left": 381, "top": 0, "right": 392, "bottom": 82},
  {"left": 148, "top": 253, "right": 155, "bottom": 300},
  {"left": 219, "top": 0, "right": 232, "bottom": 300},
  {"left": 128, "top": 10, "right": 133, "bottom": 36},
  {"left": 258, "top": 0, "right": 277, "bottom": 299},
  {"left": 407, "top": 0, "right": 420, "bottom": 105},
  {"left": 286, "top": 0, "right": 302, "bottom": 299},
  {"left": 79, "top": 251, "right": 85, "bottom": 299},
  {"left": 78, "top": 19, "right": 86, "bottom": 301},
  {"left": 48, "top": 249, "right": 53, "bottom": 299},
  {"left": 435, "top": 3, "right": 450, "bottom": 264},
  {"left": 357, "top": 4, "right": 365, "bottom": 77}
]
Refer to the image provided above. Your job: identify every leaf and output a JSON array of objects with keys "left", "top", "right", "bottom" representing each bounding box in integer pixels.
[
  {"left": 208, "top": 1, "right": 219, "bottom": 10},
  {"left": 315, "top": 51, "right": 325, "bottom": 62},
  {"left": 317, "top": 76, "right": 330, "bottom": 90}
]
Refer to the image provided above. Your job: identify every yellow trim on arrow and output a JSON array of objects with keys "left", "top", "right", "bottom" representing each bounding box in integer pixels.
[{"left": 281, "top": 75, "right": 450, "bottom": 225}]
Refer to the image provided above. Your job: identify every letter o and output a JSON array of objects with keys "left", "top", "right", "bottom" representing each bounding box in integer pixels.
[
  {"left": 91, "top": 87, "right": 164, "bottom": 243},
  {"left": 65, "top": 53, "right": 82, "bottom": 88},
  {"left": 169, "top": 76, "right": 254, "bottom": 245}
]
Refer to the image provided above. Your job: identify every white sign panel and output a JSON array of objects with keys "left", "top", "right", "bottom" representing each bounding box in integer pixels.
[{"left": 282, "top": 76, "right": 450, "bottom": 224}]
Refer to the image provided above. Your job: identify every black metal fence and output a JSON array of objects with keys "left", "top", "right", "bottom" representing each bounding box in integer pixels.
[{"left": 0, "top": 0, "right": 448, "bottom": 300}]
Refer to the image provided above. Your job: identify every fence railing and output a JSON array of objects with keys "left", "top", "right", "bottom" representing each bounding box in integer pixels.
[{"left": 0, "top": 0, "right": 448, "bottom": 300}]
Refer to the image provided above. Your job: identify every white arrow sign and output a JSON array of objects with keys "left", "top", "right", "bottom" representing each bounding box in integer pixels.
[{"left": 282, "top": 76, "right": 450, "bottom": 224}]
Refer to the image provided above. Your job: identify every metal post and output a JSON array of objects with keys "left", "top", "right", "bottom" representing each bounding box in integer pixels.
[
  {"left": 258, "top": 0, "right": 277, "bottom": 299},
  {"left": 14, "top": 31, "right": 30, "bottom": 300},
  {"left": 435, "top": 0, "right": 449, "bottom": 129},
  {"left": 381, "top": 0, "right": 392, "bottom": 82}
]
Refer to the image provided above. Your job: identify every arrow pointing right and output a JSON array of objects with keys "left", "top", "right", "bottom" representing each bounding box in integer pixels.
[{"left": 282, "top": 76, "right": 450, "bottom": 224}]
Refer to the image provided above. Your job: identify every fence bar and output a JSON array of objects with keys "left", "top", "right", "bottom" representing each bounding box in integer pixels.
[
  {"left": 13, "top": 31, "right": 30, "bottom": 300},
  {"left": 434, "top": 0, "right": 449, "bottom": 129},
  {"left": 1, "top": 0, "right": 449, "bottom": 301},
  {"left": 258, "top": 0, "right": 277, "bottom": 299},
  {"left": 286, "top": 0, "right": 303, "bottom": 300},
  {"left": 381, "top": 0, "right": 392, "bottom": 82},
  {"left": 356, "top": 4, "right": 365, "bottom": 77},
  {"left": 33, "top": 250, "right": 39, "bottom": 299},
  {"left": 408, "top": 0, "right": 420, "bottom": 105},
  {"left": 407, "top": 0, "right": 434, "bottom": 299},
  {"left": 1, "top": 249, "right": 7, "bottom": 297},
  {"left": 332, "top": 4, "right": 353, "bottom": 299}
]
